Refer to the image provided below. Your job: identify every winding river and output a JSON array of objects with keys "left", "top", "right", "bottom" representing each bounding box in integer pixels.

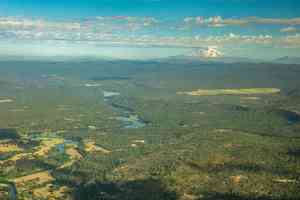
[
  {"left": 0, "top": 180, "right": 17, "bottom": 200},
  {"left": 103, "top": 91, "right": 147, "bottom": 129}
]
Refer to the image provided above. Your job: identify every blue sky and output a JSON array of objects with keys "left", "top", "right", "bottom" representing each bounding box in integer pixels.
[
  {"left": 1, "top": 0, "right": 300, "bottom": 19},
  {"left": 1, "top": 0, "right": 300, "bottom": 60}
]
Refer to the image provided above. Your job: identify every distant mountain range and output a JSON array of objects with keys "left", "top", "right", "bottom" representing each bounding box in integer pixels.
[
  {"left": 156, "top": 55, "right": 264, "bottom": 64},
  {"left": 0, "top": 55, "right": 117, "bottom": 62},
  {"left": 157, "top": 55, "right": 300, "bottom": 65},
  {"left": 1, "top": 55, "right": 300, "bottom": 65}
]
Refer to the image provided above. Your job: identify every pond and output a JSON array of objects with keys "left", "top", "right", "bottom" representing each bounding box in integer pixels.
[
  {"left": 116, "top": 115, "right": 146, "bottom": 129},
  {"left": 56, "top": 139, "right": 79, "bottom": 154},
  {"left": 0, "top": 129, "right": 20, "bottom": 140},
  {"left": 276, "top": 109, "right": 300, "bottom": 124}
]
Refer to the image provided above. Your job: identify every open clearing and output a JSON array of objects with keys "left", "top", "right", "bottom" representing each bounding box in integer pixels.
[
  {"left": 84, "top": 141, "right": 111, "bottom": 154},
  {"left": 13, "top": 170, "right": 54, "bottom": 186},
  {"left": 177, "top": 88, "right": 280, "bottom": 96},
  {"left": 0, "top": 143, "right": 23, "bottom": 153},
  {"left": 32, "top": 184, "right": 70, "bottom": 200},
  {"left": 0, "top": 99, "right": 14, "bottom": 103},
  {"left": 57, "top": 145, "right": 83, "bottom": 169},
  {"left": 33, "top": 138, "right": 64, "bottom": 157},
  {"left": 65, "top": 146, "right": 82, "bottom": 160}
]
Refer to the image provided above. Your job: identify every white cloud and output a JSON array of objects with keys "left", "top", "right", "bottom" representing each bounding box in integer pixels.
[
  {"left": 183, "top": 17, "right": 194, "bottom": 24},
  {"left": 279, "top": 34, "right": 300, "bottom": 47},
  {"left": 0, "top": 17, "right": 81, "bottom": 30},
  {"left": 1, "top": 16, "right": 300, "bottom": 50},
  {"left": 0, "top": 16, "right": 159, "bottom": 33},
  {"left": 183, "top": 16, "right": 300, "bottom": 27},
  {"left": 253, "top": 17, "right": 300, "bottom": 25},
  {"left": 280, "top": 26, "right": 297, "bottom": 33}
]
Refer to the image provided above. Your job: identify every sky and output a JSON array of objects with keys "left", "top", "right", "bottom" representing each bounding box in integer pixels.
[{"left": 0, "top": 0, "right": 300, "bottom": 60}]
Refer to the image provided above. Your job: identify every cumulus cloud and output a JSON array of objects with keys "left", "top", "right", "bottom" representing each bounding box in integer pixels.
[
  {"left": 183, "top": 16, "right": 300, "bottom": 27},
  {"left": 193, "top": 33, "right": 273, "bottom": 46},
  {"left": 280, "top": 26, "right": 297, "bottom": 33},
  {"left": 253, "top": 17, "right": 300, "bottom": 25},
  {"left": 0, "top": 16, "right": 158, "bottom": 33},
  {"left": 279, "top": 34, "right": 300, "bottom": 47},
  {"left": 0, "top": 17, "right": 81, "bottom": 30},
  {"left": 1, "top": 16, "right": 300, "bottom": 50}
]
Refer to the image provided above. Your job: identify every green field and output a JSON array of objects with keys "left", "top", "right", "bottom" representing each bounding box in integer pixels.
[{"left": 177, "top": 88, "right": 281, "bottom": 96}]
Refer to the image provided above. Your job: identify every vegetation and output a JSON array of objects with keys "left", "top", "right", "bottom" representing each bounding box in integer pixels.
[{"left": 0, "top": 60, "right": 300, "bottom": 200}]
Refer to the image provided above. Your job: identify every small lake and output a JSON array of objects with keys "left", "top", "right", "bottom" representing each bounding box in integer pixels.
[
  {"left": 116, "top": 115, "right": 146, "bottom": 129},
  {"left": 56, "top": 139, "right": 79, "bottom": 154},
  {"left": 276, "top": 109, "right": 300, "bottom": 124}
]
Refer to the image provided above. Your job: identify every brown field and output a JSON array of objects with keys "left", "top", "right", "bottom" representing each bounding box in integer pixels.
[
  {"left": 65, "top": 145, "right": 83, "bottom": 160},
  {"left": 84, "top": 141, "right": 111, "bottom": 154},
  {"left": 57, "top": 145, "right": 83, "bottom": 169},
  {"left": 9, "top": 153, "right": 34, "bottom": 162},
  {"left": 33, "top": 184, "right": 71, "bottom": 200},
  {"left": 13, "top": 170, "right": 54, "bottom": 186},
  {"left": 33, "top": 138, "right": 64, "bottom": 157},
  {"left": 0, "top": 153, "right": 34, "bottom": 166},
  {"left": 0, "top": 143, "right": 23, "bottom": 153}
]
